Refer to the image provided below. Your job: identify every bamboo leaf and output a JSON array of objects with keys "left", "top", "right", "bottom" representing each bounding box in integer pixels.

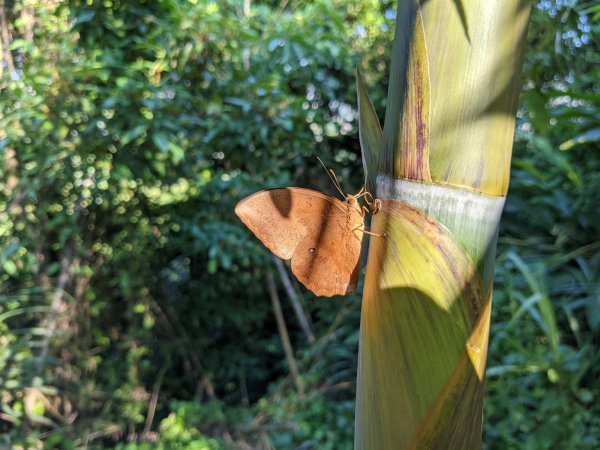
[
  {"left": 381, "top": 0, "right": 416, "bottom": 176},
  {"left": 0, "top": 306, "right": 56, "bottom": 323},
  {"left": 409, "top": 292, "right": 492, "bottom": 449},
  {"left": 356, "top": 68, "right": 382, "bottom": 196},
  {"left": 383, "top": 0, "right": 431, "bottom": 182},
  {"left": 395, "top": 5, "right": 431, "bottom": 182},
  {"left": 452, "top": 0, "right": 471, "bottom": 43},
  {"left": 559, "top": 127, "right": 600, "bottom": 151},
  {"left": 507, "top": 252, "right": 560, "bottom": 352}
]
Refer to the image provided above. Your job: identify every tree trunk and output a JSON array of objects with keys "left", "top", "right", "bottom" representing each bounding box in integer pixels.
[
  {"left": 355, "top": 1, "right": 531, "bottom": 448},
  {"left": 0, "top": 0, "right": 15, "bottom": 77}
]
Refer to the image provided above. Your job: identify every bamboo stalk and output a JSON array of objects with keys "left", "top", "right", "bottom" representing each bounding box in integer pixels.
[{"left": 355, "top": 1, "right": 530, "bottom": 448}]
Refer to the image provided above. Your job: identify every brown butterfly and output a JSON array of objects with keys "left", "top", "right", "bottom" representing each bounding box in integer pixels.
[{"left": 235, "top": 168, "right": 381, "bottom": 297}]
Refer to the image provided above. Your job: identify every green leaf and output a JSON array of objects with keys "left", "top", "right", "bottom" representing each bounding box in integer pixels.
[
  {"left": 531, "top": 135, "right": 582, "bottom": 189},
  {"left": 169, "top": 141, "right": 185, "bottom": 164},
  {"left": 2, "top": 260, "right": 17, "bottom": 276},
  {"left": 152, "top": 132, "right": 170, "bottom": 153},
  {"left": 0, "top": 240, "right": 20, "bottom": 266},
  {"left": 207, "top": 259, "right": 218, "bottom": 274},
  {"left": 10, "top": 39, "right": 32, "bottom": 51},
  {"left": 356, "top": 68, "right": 382, "bottom": 195},
  {"left": 559, "top": 128, "right": 600, "bottom": 151},
  {"left": 225, "top": 97, "right": 251, "bottom": 113},
  {"left": 74, "top": 9, "right": 96, "bottom": 26},
  {"left": 120, "top": 124, "right": 147, "bottom": 146}
]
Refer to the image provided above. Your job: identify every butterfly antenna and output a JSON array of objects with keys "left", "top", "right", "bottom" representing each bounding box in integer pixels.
[
  {"left": 329, "top": 169, "right": 345, "bottom": 196},
  {"left": 355, "top": 189, "right": 375, "bottom": 206},
  {"left": 317, "top": 156, "right": 345, "bottom": 197},
  {"left": 355, "top": 190, "right": 368, "bottom": 200}
]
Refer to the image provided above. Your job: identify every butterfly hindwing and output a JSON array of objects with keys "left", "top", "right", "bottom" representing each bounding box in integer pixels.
[{"left": 291, "top": 220, "right": 362, "bottom": 296}]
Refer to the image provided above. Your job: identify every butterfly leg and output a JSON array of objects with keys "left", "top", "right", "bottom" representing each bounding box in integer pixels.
[
  {"left": 352, "top": 223, "right": 385, "bottom": 237},
  {"left": 361, "top": 229, "right": 386, "bottom": 237}
]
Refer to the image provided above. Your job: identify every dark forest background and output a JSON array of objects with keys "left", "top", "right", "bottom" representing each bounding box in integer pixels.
[{"left": 0, "top": 0, "right": 598, "bottom": 448}]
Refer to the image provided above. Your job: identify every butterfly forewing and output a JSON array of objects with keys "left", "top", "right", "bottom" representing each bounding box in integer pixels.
[{"left": 235, "top": 188, "right": 345, "bottom": 259}]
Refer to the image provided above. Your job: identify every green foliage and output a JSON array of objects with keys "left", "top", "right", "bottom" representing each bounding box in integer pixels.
[
  {"left": 0, "top": 288, "right": 58, "bottom": 429},
  {"left": 114, "top": 402, "right": 223, "bottom": 450},
  {"left": 0, "top": 0, "right": 598, "bottom": 448},
  {"left": 484, "top": 1, "right": 600, "bottom": 448},
  {"left": 0, "top": 0, "right": 391, "bottom": 447},
  {"left": 257, "top": 393, "right": 355, "bottom": 450}
]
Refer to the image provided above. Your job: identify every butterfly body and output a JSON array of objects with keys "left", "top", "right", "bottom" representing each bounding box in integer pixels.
[{"left": 235, "top": 187, "right": 370, "bottom": 297}]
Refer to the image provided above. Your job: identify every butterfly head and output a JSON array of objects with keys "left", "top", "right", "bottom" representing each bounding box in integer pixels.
[
  {"left": 346, "top": 194, "right": 358, "bottom": 207},
  {"left": 316, "top": 156, "right": 381, "bottom": 215},
  {"left": 344, "top": 193, "right": 365, "bottom": 215},
  {"left": 350, "top": 188, "right": 381, "bottom": 216},
  {"left": 344, "top": 192, "right": 382, "bottom": 218}
]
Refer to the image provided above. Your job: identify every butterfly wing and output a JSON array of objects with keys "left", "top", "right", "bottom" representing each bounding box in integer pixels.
[
  {"left": 235, "top": 187, "right": 363, "bottom": 297},
  {"left": 234, "top": 187, "right": 346, "bottom": 260},
  {"left": 291, "top": 218, "right": 363, "bottom": 297}
]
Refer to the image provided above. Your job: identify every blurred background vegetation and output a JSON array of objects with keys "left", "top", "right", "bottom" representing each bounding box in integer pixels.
[{"left": 0, "top": 0, "right": 598, "bottom": 448}]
